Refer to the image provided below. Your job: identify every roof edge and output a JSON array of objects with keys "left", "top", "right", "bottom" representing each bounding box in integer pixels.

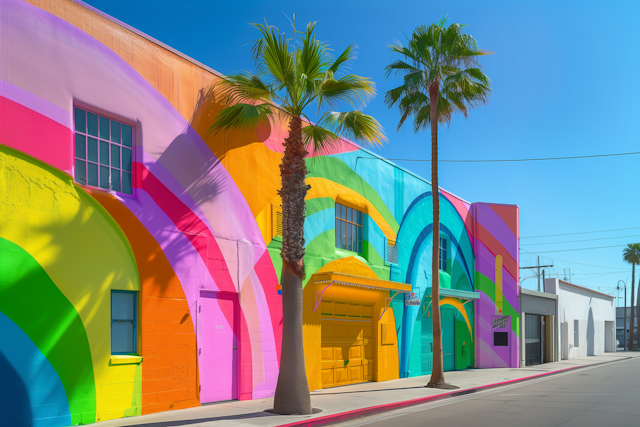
[
  {"left": 559, "top": 280, "right": 614, "bottom": 299},
  {"left": 71, "top": 0, "right": 225, "bottom": 78}
]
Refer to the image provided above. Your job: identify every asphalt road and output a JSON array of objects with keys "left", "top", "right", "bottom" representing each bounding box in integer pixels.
[{"left": 340, "top": 357, "right": 640, "bottom": 427}]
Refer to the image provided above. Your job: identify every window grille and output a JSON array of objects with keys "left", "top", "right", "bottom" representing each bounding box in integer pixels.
[
  {"left": 74, "top": 107, "right": 134, "bottom": 194},
  {"left": 335, "top": 203, "right": 363, "bottom": 253}
]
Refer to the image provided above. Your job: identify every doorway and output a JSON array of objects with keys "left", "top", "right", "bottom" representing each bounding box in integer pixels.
[
  {"left": 442, "top": 307, "right": 456, "bottom": 371},
  {"left": 320, "top": 299, "right": 374, "bottom": 388},
  {"left": 525, "top": 314, "right": 546, "bottom": 366},
  {"left": 198, "top": 291, "right": 238, "bottom": 403}
]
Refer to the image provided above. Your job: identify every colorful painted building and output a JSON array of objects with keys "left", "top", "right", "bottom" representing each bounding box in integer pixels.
[{"left": 0, "top": 1, "right": 520, "bottom": 426}]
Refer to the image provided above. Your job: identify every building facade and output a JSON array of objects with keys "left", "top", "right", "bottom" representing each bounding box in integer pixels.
[
  {"left": 1, "top": 1, "right": 519, "bottom": 426},
  {"left": 544, "top": 279, "right": 616, "bottom": 360}
]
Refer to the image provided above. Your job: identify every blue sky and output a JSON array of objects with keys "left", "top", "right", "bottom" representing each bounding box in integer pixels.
[{"left": 84, "top": 0, "right": 639, "bottom": 302}]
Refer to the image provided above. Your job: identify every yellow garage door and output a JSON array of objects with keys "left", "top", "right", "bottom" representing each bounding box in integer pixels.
[{"left": 320, "top": 299, "right": 374, "bottom": 388}]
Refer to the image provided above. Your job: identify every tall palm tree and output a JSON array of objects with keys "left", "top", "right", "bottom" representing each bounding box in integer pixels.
[
  {"left": 210, "top": 20, "right": 385, "bottom": 415},
  {"left": 623, "top": 243, "right": 640, "bottom": 350},
  {"left": 384, "top": 18, "right": 491, "bottom": 388}
]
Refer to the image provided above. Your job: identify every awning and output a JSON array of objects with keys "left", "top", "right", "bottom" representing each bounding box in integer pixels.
[
  {"left": 308, "top": 271, "right": 411, "bottom": 318},
  {"left": 309, "top": 271, "right": 412, "bottom": 293},
  {"left": 423, "top": 287, "right": 479, "bottom": 301}
]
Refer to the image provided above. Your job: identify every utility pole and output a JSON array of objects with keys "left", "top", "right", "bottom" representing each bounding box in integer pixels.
[
  {"left": 542, "top": 270, "right": 546, "bottom": 292},
  {"left": 537, "top": 256, "right": 541, "bottom": 292},
  {"left": 520, "top": 261, "right": 554, "bottom": 292}
]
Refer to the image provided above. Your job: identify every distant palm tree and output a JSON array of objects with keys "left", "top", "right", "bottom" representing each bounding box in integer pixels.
[
  {"left": 384, "top": 18, "right": 491, "bottom": 388},
  {"left": 210, "top": 20, "right": 385, "bottom": 415},
  {"left": 623, "top": 243, "right": 640, "bottom": 349}
]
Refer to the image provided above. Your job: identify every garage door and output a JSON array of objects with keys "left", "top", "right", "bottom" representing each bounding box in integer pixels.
[{"left": 320, "top": 299, "right": 374, "bottom": 388}]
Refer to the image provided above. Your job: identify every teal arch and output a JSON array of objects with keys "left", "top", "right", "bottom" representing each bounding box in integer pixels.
[
  {"left": 0, "top": 311, "right": 72, "bottom": 427},
  {"left": 392, "top": 192, "right": 475, "bottom": 377},
  {"left": 0, "top": 238, "right": 96, "bottom": 425}
]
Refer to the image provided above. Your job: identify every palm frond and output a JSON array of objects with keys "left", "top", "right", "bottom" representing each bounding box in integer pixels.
[
  {"left": 318, "top": 111, "right": 387, "bottom": 147},
  {"left": 216, "top": 72, "right": 274, "bottom": 106},
  {"left": 208, "top": 103, "right": 274, "bottom": 135},
  {"left": 250, "top": 22, "right": 295, "bottom": 92},
  {"left": 328, "top": 44, "right": 357, "bottom": 74},
  {"left": 301, "top": 124, "right": 341, "bottom": 153},
  {"left": 317, "top": 74, "right": 376, "bottom": 111}
]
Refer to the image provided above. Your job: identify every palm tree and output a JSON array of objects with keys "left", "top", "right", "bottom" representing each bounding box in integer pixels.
[
  {"left": 210, "top": 20, "right": 385, "bottom": 415},
  {"left": 623, "top": 243, "right": 640, "bottom": 350},
  {"left": 384, "top": 18, "right": 491, "bottom": 388}
]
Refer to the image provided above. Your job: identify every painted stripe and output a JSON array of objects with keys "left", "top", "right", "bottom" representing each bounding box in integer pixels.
[
  {"left": 0, "top": 80, "right": 69, "bottom": 127},
  {"left": 135, "top": 163, "right": 236, "bottom": 292},
  {"left": 0, "top": 238, "right": 95, "bottom": 425},
  {"left": 0, "top": 95, "right": 73, "bottom": 173},
  {"left": 0, "top": 312, "right": 72, "bottom": 427}
]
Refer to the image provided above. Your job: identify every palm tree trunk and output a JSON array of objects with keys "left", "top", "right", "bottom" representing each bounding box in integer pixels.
[
  {"left": 427, "top": 82, "right": 445, "bottom": 388},
  {"left": 632, "top": 264, "right": 636, "bottom": 350},
  {"left": 273, "top": 115, "right": 312, "bottom": 415}
]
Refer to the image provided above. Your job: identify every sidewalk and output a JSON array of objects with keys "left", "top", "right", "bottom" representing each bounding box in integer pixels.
[{"left": 90, "top": 352, "right": 640, "bottom": 427}]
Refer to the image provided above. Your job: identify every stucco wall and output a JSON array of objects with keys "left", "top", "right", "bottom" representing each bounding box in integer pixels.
[{"left": 546, "top": 279, "right": 616, "bottom": 359}]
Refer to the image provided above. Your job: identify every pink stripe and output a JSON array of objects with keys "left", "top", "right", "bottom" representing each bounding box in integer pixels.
[
  {"left": 0, "top": 95, "right": 73, "bottom": 173},
  {"left": 278, "top": 366, "right": 584, "bottom": 427},
  {"left": 135, "top": 163, "right": 236, "bottom": 292}
]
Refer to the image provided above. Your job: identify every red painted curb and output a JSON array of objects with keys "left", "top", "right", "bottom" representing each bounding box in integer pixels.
[{"left": 278, "top": 366, "right": 583, "bottom": 427}]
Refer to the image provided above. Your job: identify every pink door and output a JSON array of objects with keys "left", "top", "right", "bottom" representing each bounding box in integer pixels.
[{"left": 198, "top": 291, "right": 238, "bottom": 402}]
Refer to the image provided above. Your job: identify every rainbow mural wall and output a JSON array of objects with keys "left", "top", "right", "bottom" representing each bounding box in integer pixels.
[{"left": 0, "top": 1, "right": 520, "bottom": 426}]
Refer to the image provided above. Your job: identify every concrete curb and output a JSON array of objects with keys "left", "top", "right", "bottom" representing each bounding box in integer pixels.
[{"left": 278, "top": 357, "right": 634, "bottom": 427}]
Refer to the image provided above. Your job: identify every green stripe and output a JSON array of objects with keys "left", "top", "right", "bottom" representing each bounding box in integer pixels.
[
  {"left": 306, "top": 157, "right": 399, "bottom": 232},
  {"left": 306, "top": 197, "right": 335, "bottom": 216},
  {"left": 476, "top": 271, "right": 520, "bottom": 336},
  {"left": 0, "top": 238, "right": 96, "bottom": 424}
]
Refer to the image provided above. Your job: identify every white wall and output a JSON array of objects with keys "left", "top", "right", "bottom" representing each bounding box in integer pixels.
[{"left": 545, "top": 279, "right": 616, "bottom": 360}]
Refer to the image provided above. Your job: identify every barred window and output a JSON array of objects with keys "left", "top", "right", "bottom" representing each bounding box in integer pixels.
[
  {"left": 335, "top": 203, "right": 362, "bottom": 253},
  {"left": 74, "top": 107, "right": 134, "bottom": 195}
]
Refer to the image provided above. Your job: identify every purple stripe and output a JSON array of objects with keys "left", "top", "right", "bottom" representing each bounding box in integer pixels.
[
  {"left": 0, "top": 80, "right": 69, "bottom": 128},
  {"left": 475, "top": 203, "right": 518, "bottom": 260}
]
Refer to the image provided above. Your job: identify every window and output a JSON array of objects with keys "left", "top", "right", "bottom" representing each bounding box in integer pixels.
[
  {"left": 74, "top": 107, "right": 134, "bottom": 195},
  {"left": 494, "top": 331, "right": 509, "bottom": 346},
  {"left": 111, "top": 291, "right": 137, "bottom": 354},
  {"left": 574, "top": 320, "right": 579, "bottom": 347},
  {"left": 439, "top": 236, "right": 448, "bottom": 271},
  {"left": 335, "top": 203, "right": 362, "bottom": 253}
]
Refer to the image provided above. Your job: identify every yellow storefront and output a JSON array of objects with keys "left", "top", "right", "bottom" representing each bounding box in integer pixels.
[{"left": 303, "top": 271, "right": 411, "bottom": 391}]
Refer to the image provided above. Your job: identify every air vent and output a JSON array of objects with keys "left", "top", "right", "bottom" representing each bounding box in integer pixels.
[
  {"left": 275, "top": 211, "right": 283, "bottom": 236},
  {"left": 272, "top": 204, "right": 283, "bottom": 239},
  {"left": 386, "top": 243, "right": 398, "bottom": 265}
]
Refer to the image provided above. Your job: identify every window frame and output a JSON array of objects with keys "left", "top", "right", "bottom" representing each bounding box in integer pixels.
[
  {"left": 335, "top": 202, "right": 363, "bottom": 254},
  {"left": 111, "top": 290, "right": 138, "bottom": 355},
  {"left": 438, "top": 235, "right": 449, "bottom": 272},
  {"left": 73, "top": 106, "right": 135, "bottom": 197}
]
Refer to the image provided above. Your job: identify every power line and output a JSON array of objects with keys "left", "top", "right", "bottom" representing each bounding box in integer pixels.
[
  {"left": 521, "top": 226, "right": 640, "bottom": 239},
  {"left": 369, "top": 151, "right": 640, "bottom": 163},
  {"left": 520, "top": 250, "right": 629, "bottom": 270},
  {"left": 531, "top": 244, "right": 627, "bottom": 254},
  {"left": 521, "top": 234, "right": 640, "bottom": 246}
]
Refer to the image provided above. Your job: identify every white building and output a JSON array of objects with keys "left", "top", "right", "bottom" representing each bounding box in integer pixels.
[{"left": 545, "top": 279, "right": 617, "bottom": 359}]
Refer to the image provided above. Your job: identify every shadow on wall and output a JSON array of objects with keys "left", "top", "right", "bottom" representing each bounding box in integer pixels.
[
  {"left": 587, "top": 307, "right": 595, "bottom": 356},
  {"left": 189, "top": 84, "right": 272, "bottom": 161},
  {"left": 0, "top": 352, "right": 32, "bottom": 426}
]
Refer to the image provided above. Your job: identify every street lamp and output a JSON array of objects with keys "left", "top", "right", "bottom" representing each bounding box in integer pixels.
[{"left": 618, "top": 280, "right": 626, "bottom": 351}]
